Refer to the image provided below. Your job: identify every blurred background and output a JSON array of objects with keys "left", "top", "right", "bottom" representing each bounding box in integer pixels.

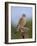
[{"left": 11, "top": 6, "right": 32, "bottom": 39}]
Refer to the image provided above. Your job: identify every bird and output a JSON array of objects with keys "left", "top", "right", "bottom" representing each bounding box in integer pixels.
[{"left": 17, "top": 14, "right": 27, "bottom": 38}]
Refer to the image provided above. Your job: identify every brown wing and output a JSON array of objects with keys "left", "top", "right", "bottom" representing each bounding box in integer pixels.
[{"left": 18, "top": 18, "right": 23, "bottom": 25}]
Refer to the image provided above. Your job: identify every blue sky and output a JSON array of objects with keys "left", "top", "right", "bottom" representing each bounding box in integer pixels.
[{"left": 11, "top": 6, "right": 32, "bottom": 27}]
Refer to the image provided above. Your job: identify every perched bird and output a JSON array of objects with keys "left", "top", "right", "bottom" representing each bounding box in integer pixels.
[{"left": 17, "top": 14, "right": 27, "bottom": 38}]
